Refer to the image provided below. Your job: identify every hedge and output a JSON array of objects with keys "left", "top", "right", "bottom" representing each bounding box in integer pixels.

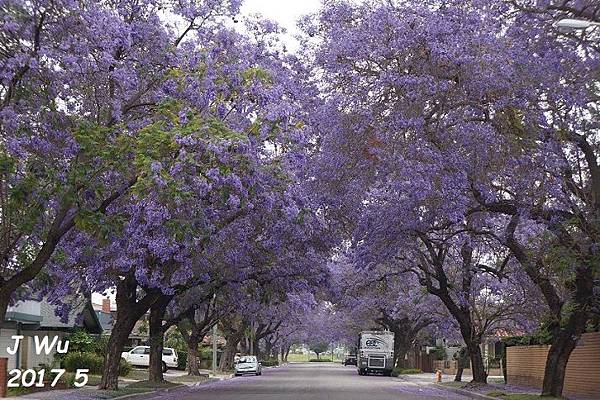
[
  {"left": 260, "top": 359, "right": 279, "bottom": 367},
  {"left": 391, "top": 368, "right": 421, "bottom": 377},
  {"left": 62, "top": 352, "right": 131, "bottom": 376},
  {"left": 176, "top": 351, "right": 187, "bottom": 370}
]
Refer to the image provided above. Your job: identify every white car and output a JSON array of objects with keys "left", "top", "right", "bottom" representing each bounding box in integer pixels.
[
  {"left": 121, "top": 346, "right": 178, "bottom": 372},
  {"left": 234, "top": 355, "right": 262, "bottom": 376}
]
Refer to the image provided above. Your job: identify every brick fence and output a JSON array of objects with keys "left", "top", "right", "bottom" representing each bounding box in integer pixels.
[
  {"left": 507, "top": 332, "right": 600, "bottom": 399},
  {"left": 0, "top": 357, "right": 6, "bottom": 398}
]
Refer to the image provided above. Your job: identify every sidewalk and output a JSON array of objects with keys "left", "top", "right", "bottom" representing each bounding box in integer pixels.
[{"left": 3, "top": 369, "right": 232, "bottom": 400}]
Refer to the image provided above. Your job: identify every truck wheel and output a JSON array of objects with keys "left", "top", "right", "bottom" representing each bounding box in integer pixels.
[{"left": 162, "top": 362, "right": 168, "bottom": 373}]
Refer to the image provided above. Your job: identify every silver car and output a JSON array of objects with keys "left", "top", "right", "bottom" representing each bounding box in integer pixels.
[{"left": 234, "top": 355, "right": 262, "bottom": 376}]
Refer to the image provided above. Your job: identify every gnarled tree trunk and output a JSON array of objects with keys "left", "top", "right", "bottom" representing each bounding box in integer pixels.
[
  {"left": 186, "top": 334, "right": 201, "bottom": 376},
  {"left": 99, "top": 274, "right": 159, "bottom": 390},
  {"left": 541, "top": 265, "right": 593, "bottom": 396},
  {"left": 148, "top": 296, "right": 173, "bottom": 382}
]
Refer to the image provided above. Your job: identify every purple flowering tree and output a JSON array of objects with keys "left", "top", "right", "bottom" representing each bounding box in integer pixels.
[
  {"left": 305, "top": 0, "right": 560, "bottom": 384},
  {"left": 0, "top": 0, "right": 242, "bottom": 320}
]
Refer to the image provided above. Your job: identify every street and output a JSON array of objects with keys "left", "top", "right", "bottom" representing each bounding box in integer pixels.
[{"left": 150, "top": 363, "right": 467, "bottom": 400}]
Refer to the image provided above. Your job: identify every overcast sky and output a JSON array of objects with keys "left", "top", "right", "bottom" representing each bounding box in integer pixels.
[{"left": 240, "top": 0, "right": 322, "bottom": 51}]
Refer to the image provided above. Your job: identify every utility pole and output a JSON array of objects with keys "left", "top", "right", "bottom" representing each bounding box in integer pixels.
[
  {"left": 212, "top": 294, "right": 217, "bottom": 376},
  {"left": 249, "top": 321, "right": 255, "bottom": 355}
]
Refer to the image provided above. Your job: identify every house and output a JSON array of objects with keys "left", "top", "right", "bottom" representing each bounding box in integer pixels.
[
  {"left": 0, "top": 298, "right": 102, "bottom": 370},
  {"left": 92, "top": 298, "right": 149, "bottom": 347}
]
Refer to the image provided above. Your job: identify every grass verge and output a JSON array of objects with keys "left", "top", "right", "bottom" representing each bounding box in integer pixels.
[
  {"left": 169, "top": 374, "right": 210, "bottom": 384},
  {"left": 439, "top": 381, "right": 468, "bottom": 389},
  {"left": 126, "top": 380, "right": 184, "bottom": 390},
  {"left": 485, "top": 393, "right": 562, "bottom": 400},
  {"left": 89, "top": 387, "right": 155, "bottom": 399}
]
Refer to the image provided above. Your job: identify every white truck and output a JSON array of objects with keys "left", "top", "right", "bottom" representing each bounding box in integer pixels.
[{"left": 357, "top": 330, "right": 395, "bottom": 376}]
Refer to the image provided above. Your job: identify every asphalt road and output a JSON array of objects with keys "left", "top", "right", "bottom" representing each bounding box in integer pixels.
[{"left": 154, "top": 363, "right": 467, "bottom": 400}]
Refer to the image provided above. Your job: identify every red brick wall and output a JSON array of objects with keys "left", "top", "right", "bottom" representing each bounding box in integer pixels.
[
  {"left": 0, "top": 357, "right": 7, "bottom": 398},
  {"left": 507, "top": 332, "right": 600, "bottom": 399}
]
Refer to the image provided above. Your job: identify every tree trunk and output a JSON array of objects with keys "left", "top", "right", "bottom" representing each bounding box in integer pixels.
[
  {"left": 0, "top": 295, "right": 10, "bottom": 325},
  {"left": 252, "top": 338, "right": 259, "bottom": 357},
  {"left": 99, "top": 314, "right": 138, "bottom": 390},
  {"left": 542, "top": 334, "right": 577, "bottom": 396},
  {"left": 187, "top": 335, "right": 201, "bottom": 376},
  {"left": 455, "top": 367, "right": 464, "bottom": 382},
  {"left": 219, "top": 333, "right": 242, "bottom": 372},
  {"left": 284, "top": 345, "right": 291, "bottom": 362},
  {"left": 437, "top": 292, "right": 487, "bottom": 384},
  {"left": 240, "top": 337, "right": 249, "bottom": 355},
  {"left": 148, "top": 297, "right": 171, "bottom": 383},
  {"left": 465, "top": 340, "right": 486, "bottom": 383},
  {"left": 265, "top": 339, "right": 274, "bottom": 359},
  {"left": 393, "top": 333, "right": 412, "bottom": 369},
  {"left": 541, "top": 265, "right": 592, "bottom": 396},
  {"left": 99, "top": 275, "right": 159, "bottom": 390}
]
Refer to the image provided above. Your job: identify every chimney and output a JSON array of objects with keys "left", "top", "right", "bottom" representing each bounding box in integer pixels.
[{"left": 102, "top": 298, "right": 111, "bottom": 313}]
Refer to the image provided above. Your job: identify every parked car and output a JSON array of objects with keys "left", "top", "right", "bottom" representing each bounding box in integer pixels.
[
  {"left": 344, "top": 355, "right": 357, "bottom": 366},
  {"left": 121, "top": 346, "right": 178, "bottom": 372},
  {"left": 234, "top": 355, "right": 262, "bottom": 376}
]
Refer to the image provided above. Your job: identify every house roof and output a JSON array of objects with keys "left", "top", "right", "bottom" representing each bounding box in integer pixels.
[
  {"left": 38, "top": 298, "right": 103, "bottom": 334},
  {"left": 4, "top": 297, "right": 103, "bottom": 334},
  {"left": 95, "top": 310, "right": 114, "bottom": 332}
]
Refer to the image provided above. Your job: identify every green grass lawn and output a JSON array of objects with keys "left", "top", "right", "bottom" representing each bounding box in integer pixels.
[
  {"left": 122, "top": 369, "right": 149, "bottom": 381},
  {"left": 169, "top": 374, "right": 210, "bottom": 384},
  {"left": 439, "top": 381, "right": 468, "bottom": 389}
]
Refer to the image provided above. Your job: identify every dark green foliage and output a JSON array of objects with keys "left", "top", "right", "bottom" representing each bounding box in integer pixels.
[
  {"left": 391, "top": 368, "right": 422, "bottom": 376},
  {"left": 260, "top": 359, "right": 279, "bottom": 367},
  {"left": 62, "top": 352, "right": 131, "bottom": 376},
  {"left": 431, "top": 345, "right": 447, "bottom": 360},
  {"left": 177, "top": 351, "right": 187, "bottom": 370},
  {"left": 63, "top": 352, "right": 104, "bottom": 374},
  {"left": 309, "top": 342, "right": 330, "bottom": 359},
  {"left": 64, "top": 330, "right": 110, "bottom": 355}
]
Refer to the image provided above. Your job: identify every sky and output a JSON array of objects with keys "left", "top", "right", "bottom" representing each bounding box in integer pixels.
[{"left": 240, "top": 0, "right": 322, "bottom": 51}]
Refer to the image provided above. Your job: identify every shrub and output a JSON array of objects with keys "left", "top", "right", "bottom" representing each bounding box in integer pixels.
[
  {"left": 62, "top": 351, "right": 131, "bottom": 376},
  {"left": 176, "top": 351, "right": 187, "bottom": 370},
  {"left": 66, "top": 331, "right": 96, "bottom": 353},
  {"left": 260, "top": 359, "right": 279, "bottom": 367},
  {"left": 391, "top": 368, "right": 421, "bottom": 377},
  {"left": 63, "top": 352, "right": 104, "bottom": 374},
  {"left": 309, "top": 358, "right": 332, "bottom": 362},
  {"left": 431, "top": 346, "right": 446, "bottom": 360},
  {"left": 200, "top": 346, "right": 213, "bottom": 360},
  {"left": 63, "top": 331, "right": 110, "bottom": 355}
]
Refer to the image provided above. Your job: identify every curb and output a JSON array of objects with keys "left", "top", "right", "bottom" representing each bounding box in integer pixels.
[{"left": 436, "top": 384, "right": 498, "bottom": 400}]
